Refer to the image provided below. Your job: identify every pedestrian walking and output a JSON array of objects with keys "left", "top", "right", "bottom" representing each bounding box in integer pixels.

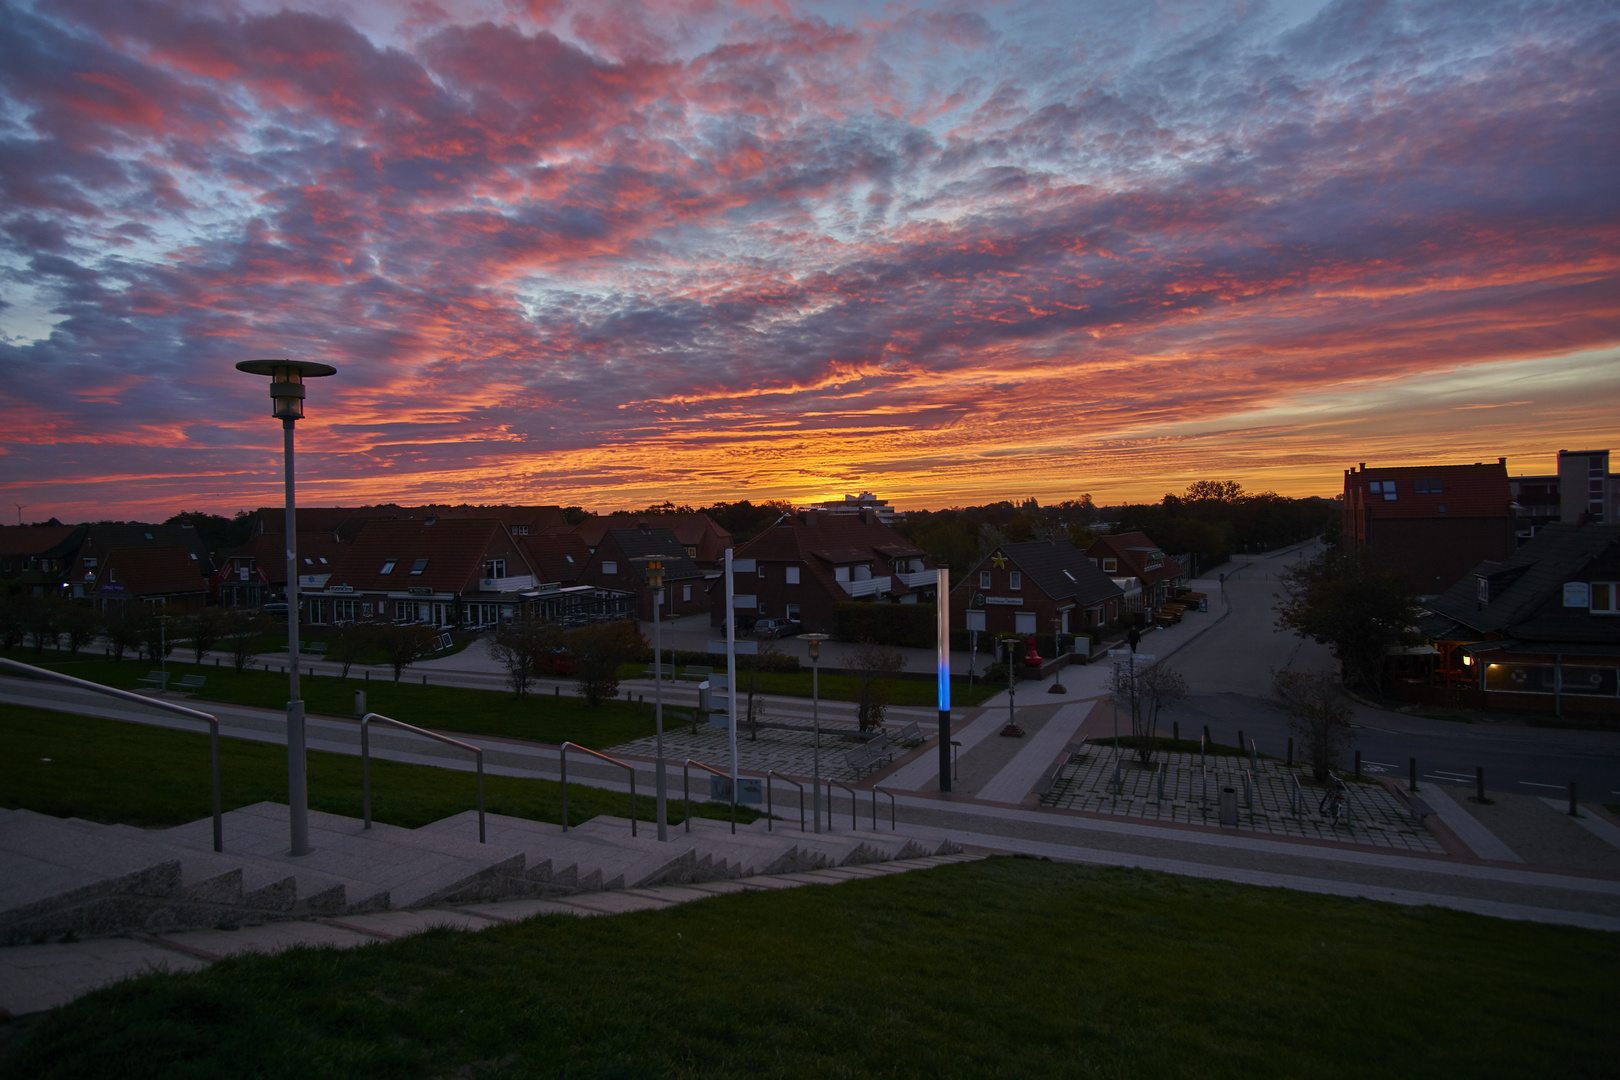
[{"left": 1127, "top": 625, "right": 1140, "bottom": 653}]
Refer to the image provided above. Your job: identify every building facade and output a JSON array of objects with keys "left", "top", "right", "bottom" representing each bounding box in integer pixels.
[{"left": 1343, "top": 460, "right": 1515, "bottom": 596}]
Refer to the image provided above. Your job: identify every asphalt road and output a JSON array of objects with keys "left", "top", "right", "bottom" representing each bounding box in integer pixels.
[{"left": 1159, "top": 544, "right": 1620, "bottom": 800}]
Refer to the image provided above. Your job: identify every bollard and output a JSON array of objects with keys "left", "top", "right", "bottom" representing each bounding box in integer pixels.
[
  {"left": 1203, "top": 724, "right": 1211, "bottom": 746},
  {"left": 354, "top": 689, "right": 366, "bottom": 717},
  {"left": 422, "top": 674, "right": 427, "bottom": 687},
  {"left": 1568, "top": 781, "right": 1578, "bottom": 816},
  {"left": 366, "top": 670, "right": 370, "bottom": 682},
  {"left": 1476, "top": 766, "right": 1484, "bottom": 802},
  {"left": 1173, "top": 721, "right": 1179, "bottom": 743},
  {"left": 1238, "top": 730, "right": 1244, "bottom": 755},
  {"left": 555, "top": 685, "right": 560, "bottom": 697},
  {"left": 1287, "top": 737, "right": 1293, "bottom": 767},
  {"left": 1354, "top": 750, "right": 1361, "bottom": 779},
  {"left": 1409, "top": 757, "right": 1418, "bottom": 793}
]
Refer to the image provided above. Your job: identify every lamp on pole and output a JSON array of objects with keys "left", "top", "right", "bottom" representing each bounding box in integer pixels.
[
  {"left": 798, "top": 633, "right": 829, "bottom": 833},
  {"left": 631, "top": 555, "right": 669, "bottom": 841},
  {"left": 1000, "top": 635, "right": 1025, "bottom": 737},
  {"left": 236, "top": 357, "right": 336, "bottom": 857}
]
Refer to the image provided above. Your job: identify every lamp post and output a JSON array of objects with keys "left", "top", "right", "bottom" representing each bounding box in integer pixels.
[
  {"left": 798, "top": 633, "right": 829, "bottom": 833},
  {"left": 1000, "top": 635, "right": 1025, "bottom": 737},
  {"left": 236, "top": 358, "right": 336, "bottom": 857},
  {"left": 632, "top": 555, "right": 669, "bottom": 841}
]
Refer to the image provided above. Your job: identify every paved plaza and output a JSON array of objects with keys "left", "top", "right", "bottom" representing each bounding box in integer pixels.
[
  {"left": 1042, "top": 743, "right": 1447, "bottom": 854},
  {"left": 610, "top": 716, "right": 927, "bottom": 789}
]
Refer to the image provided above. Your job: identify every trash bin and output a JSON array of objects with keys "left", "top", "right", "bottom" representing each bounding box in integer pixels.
[
  {"left": 354, "top": 689, "right": 366, "bottom": 717},
  {"left": 1198, "top": 598, "right": 1208, "bottom": 613},
  {"left": 1219, "top": 786, "right": 1239, "bottom": 827}
]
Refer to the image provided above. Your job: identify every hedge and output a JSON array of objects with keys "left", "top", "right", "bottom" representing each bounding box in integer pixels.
[{"left": 832, "top": 602, "right": 937, "bottom": 648}]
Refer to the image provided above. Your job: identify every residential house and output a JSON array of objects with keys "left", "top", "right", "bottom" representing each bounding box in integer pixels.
[
  {"left": 952, "top": 540, "right": 1124, "bottom": 638},
  {"left": 1343, "top": 460, "right": 1515, "bottom": 595},
  {"left": 0, "top": 524, "right": 84, "bottom": 597},
  {"left": 1415, "top": 523, "right": 1619, "bottom": 716},
  {"left": 514, "top": 526, "right": 593, "bottom": 586},
  {"left": 63, "top": 523, "right": 213, "bottom": 603},
  {"left": 578, "top": 527, "right": 709, "bottom": 621},
  {"left": 89, "top": 544, "right": 213, "bottom": 615},
  {"left": 713, "top": 510, "right": 935, "bottom": 634},
  {"left": 575, "top": 513, "right": 732, "bottom": 569},
  {"left": 1085, "top": 532, "right": 1187, "bottom": 613}
]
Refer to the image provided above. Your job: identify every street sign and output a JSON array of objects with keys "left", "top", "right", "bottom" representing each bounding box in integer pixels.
[{"left": 709, "top": 775, "right": 762, "bottom": 804}]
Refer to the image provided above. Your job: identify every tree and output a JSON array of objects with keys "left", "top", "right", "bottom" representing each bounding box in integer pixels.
[
  {"left": 102, "top": 605, "right": 145, "bottom": 661},
  {"left": 138, "top": 606, "right": 179, "bottom": 664},
  {"left": 488, "top": 619, "right": 561, "bottom": 698},
  {"left": 222, "top": 609, "right": 268, "bottom": 674},
  {"left": 1110, "top": 658, "right": 1189, "bottom": 765},
  {"left": 850, "top": 641, "right": 907, "bottom": 732},
  {"left": 1269, "top": 669, "right": 1354, "bottom": 783},
  {"left": 375, "top": 623, "right": 439, "bottom": 683},
  {"left": 566, "top": 620, "right": 645, "bottom": 706},
  {"left": 0, "top": 594, "right": 27, "bottom": 651},
  {"left": 184, "top": 607, "right": 225, "bottom": 664},
  {"left": 328, "top": 621, "right": 373, "bottom": 679},
  {"left": 1275, "top": 549, "right": 1422, "bottom": 694},
  {"left": 741, "top": 641, "right": 785, "bottom": 739},
  {"left": 23, "top": 596, "right": 61, "bottom": 652},
  {"left": 59, "top": 603, "right": 101, "bottom": 656},
  {"left": 1184, "top": 479, "right": 1245, "bottom": 503}
]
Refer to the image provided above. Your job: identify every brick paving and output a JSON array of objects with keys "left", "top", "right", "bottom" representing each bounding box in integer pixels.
[
  {"left": 1042, "top": 743, "right": 1447, "bottom": 854},
  {"left": 610, "top": 718, "right": 925, "bottom": 786}
]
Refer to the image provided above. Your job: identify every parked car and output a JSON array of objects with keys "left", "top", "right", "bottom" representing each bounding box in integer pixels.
[{"left": 752, "top": 617, "right": 802, "bottom": 640}]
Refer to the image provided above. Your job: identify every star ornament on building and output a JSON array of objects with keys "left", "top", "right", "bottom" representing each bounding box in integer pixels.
[{"left": 991, "top": 552, "right": 1007, "bottom": 569}]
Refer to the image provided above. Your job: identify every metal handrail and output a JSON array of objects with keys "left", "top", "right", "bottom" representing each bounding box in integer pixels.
[
  {"left": 561, "top": 742, "right": 637, "bottom": 837},
  {"left": 872, "top": 786, "right": 896, "bottom": 830},
  {"left": 361, "top": 712, "right": 484, "bottom": 842},
  {"left": 684, "top": 758, "right": 734, "bottom": 834},
  {"left": 765, "top": 770, "right": 804, "bottom": 833},
  {"left": 1, "top": 657, "right": 222, "bottom": 852},
  {"left": 828, "top": 779, "right": 858, "bottom": 830}
]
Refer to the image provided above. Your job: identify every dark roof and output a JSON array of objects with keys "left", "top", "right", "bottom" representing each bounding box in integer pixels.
[
  {"left": 1425, "top": 523, "right": 1620, "bottom": 644},
  {"left": 515, "top": 529, "right": 591, "bottom": 583},
  {"left": 1086, "top": 532, "right": 1184, "bottom": 584},
  {"left": 602, "top": 528, "right": 706, "bottom": 582},
  {"left": 95, "top": 544, "right": 211, "bottom": 597},
  {"left": 577, "top": 513, "right": 732, "bottom": 561},
  {"left": 75, "top": 523, "right": 213, "bottom": 574},
  {"left": 738, "top": 512, "right": 926, "bottom": 566},
  {"left": 0, "top": 524, "right": 81, "bottom": 558},
  {"left": 976, "top": 541, "right": 1123, "bottom": 606},
  {"left": 1345, "top": 462, "right": 1511, "bottom": 519},
  {"left": 325, "top": 518, "right": 522, "bottom": 594}
]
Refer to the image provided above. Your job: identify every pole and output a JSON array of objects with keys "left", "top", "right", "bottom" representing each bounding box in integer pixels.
[
  {"left": 937, "top": 567, "right": 952, "bottom": 794},
  {"left": 283, "top": 419, "right": 309, "bottom": 857},
  {"left": 653, "top": 584, "right": 666, "bottom": 842},
  {"left": 812, "top": 653, "right": 822, "bottom": 833},
  {"left": 725, "top": 549, "right": 738, "bottom": 794}
]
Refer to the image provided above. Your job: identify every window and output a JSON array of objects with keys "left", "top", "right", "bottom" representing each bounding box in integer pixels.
[
  {"left": 1063, "top": 569, "right": 1076, "bottom": 582},
  {"left": 758, "top": 602, "right": 767, "bottom": 615},
  {"left": 319, "top": 557, "right": 328, "bottom": 565},
  {"left": 511, "top": 525, "right": 529, "bottom": 535},
  {"left": 1368, "top": 480, "right": 1397, "bottom": 500},
  {"left": 83, "top": 558, "right": 97, "bottom": 568},
  {"left": 979, "top": 570, "right": 991, "bottom": 588},
  {"left": 1414, "top": 477, "right": 1444, "bottom": 494},
  {"left": 1015, "top": 611, "right": 1037, "bottom": 634},
  {"left": 409, "top": 558, "right": 429, "bottom": 575},
  {"left": 380, "top": 559, "right": 397, "bottom": 575},
  {"left": 483, "top": 559, "right": 506, "bottom": 579},
  {"left": 786, "top": 566, "right": 801, "bottom": 585},
  {"left": 303, "top": 557, "right": 313, "bottom": 565},
  {"left": 682, "top": 584, "right": 692, "bottom": 602},
  {"left": 686, "top": 546, "right": 697, "bottom": 557},
  {"left": 758, "top": 565, "right": 765, "bottom": 578},
  {"left": 565, "top": 554, "right": 574, "bottom": 564},
  {"left": 786, "top": 603, "right": 801, "bottom": 620},
  {"left": 395, "top": 600, "right": 412, "bottom": 620},
  {"left": 1476, "top": 577, "right": 1490, "bottom": 604},
  {"left": 1009, "top": 571, "right": 1021, "bottom": 590},
  {"left": 1592, "top": 583, "right": 1618, "bottom": 614},
  {"left": 602, "top": 560, "right": 617, "bottom": 575},
  {"left": 361, "top": 602, "right": 373, "bottom": 617},
  {"left": 835, "top": 566, "right": 850, "bottom": 582},
  {"left": 1102, "top": 558, "right": 1117, "bottom": 574}
]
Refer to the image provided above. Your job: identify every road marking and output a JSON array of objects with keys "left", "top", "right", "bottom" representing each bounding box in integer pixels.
[
  {"left": 1424, "top": 775, "right": 1469, "bottom": 784},
  {"left": 1432, "top": 771, "right": 1474, "bottom": 779},
  {"left": 1363, "top": 760, "right": 1398, "bottom": 769},
  {"left": 1519, "top": 782, "right": 1565, "bottom": 789}
]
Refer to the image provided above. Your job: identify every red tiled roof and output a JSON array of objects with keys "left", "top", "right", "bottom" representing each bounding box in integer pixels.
[
  {"left": 516, "top": 530, "right": 591, "bottom": 583},
  {"left": 737, "top": 512, "right": 926, "bottom": 567},
  {"left": 1344, "top": 462, "right": 1510, "bottom": 519},
  {"left": 325, "top": 518, "right": 522, "bottom": 594},
  {"left": 575, "top": 513, "right": 732, "bottom": 561},
  {"left": 1085, "top": 532, "right": 1184, "bottom": 584},
  {"left": 0, "top": 525, "right": 78, "bottom": 557},
  {"left": 95, "top": 545, "right": 211, "bottom": 597}
]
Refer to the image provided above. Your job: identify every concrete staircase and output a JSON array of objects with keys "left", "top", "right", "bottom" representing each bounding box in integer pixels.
[{"left": 0, "top": 804, "right": 960, "bottom": 945}]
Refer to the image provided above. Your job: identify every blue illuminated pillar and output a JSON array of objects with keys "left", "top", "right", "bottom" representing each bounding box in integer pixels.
[{"left": 937, "top": 567, "right": 952, "bottom": 793}]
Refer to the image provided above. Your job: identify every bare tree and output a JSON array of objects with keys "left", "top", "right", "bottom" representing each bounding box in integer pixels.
[
  {"left": 1110, "top": 658, "right": 1188, "bottom": 765},
  {"left": 60, "top": 603, "right": 101, "bottom": 656},
  {"left": 184, "top": 607, "right": 225, "bottom": 664},
  {"left": 488, "top": 619, "right": 561, "bottom": 698},
  {"left": 328, "top": 621, "right": 373, "bottom": 680},
  {"left": 23, "top": 596, "right": 61, "bottom": 652},
  {"left": 0, "top": 594, "right": 26, "bottom": 651},
  {"left": 223, "top": 609, "right": 268, "bottom": 674},
  {"left": 742, "top": 641, "right": 785, "bottom": 740},
  {"left": 1268, "top": 668, "right": 1354, "bottom": 783},
  {"left": 851, "top": 641, "right": 907, "bottom": 732},
  {"left": 567, "top": 620, "right": 645, "bottom": 706},
  {"left": 102, "top": 605, "right": 144, "bottom": 661},
  {"left": 375, "top": 623, "right": 439, "bottom": 684}
]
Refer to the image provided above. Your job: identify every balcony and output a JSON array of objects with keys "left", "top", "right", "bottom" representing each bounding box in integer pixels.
[
  {"left": 895, "top": 569, "right": 938, "bottom": 589},
  {"left": 479, "top": 574, "right": 537, "bottom": 593},
  {"left": 839, "top": 576, "right": 891, "bottom": 598}
]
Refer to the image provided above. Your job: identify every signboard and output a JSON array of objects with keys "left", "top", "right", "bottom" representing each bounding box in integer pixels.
[
  {"left": 709, "top": 776, "right": 763, "bottom": 805},
  {"left": 984, "top": 597, "right": 1024, "bottom": 606},
  {"left": 1563, "top": 582, "right": 1589, "bottom": 608},
  {"left": 408, "top": 586, "right": 433, "bottom": 596},
  {"left": 327, "top": 584, "right": 353, "bottom": 594}
]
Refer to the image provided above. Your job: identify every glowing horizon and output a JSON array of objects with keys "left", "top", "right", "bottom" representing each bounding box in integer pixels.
[{"left": 2, "top": 1, "right": 1615, "bottom": 523}]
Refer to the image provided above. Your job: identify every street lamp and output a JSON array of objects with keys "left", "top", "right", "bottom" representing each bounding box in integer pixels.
[
  {"left": 1000, "top": 635, "right": 1025, "bottom": 737},
  {"left": 236, "top": 357, "right": 336, "bottom": 857},
  {"left": 631, "top": 555, "right": 669, "bottom": 841},
  {"left": 799, "top": 632, "right": 830, "bottom": 833}
]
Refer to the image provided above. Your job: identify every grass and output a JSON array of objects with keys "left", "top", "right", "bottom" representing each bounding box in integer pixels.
[
  {"left": 0, "top": 857, "right": 1612, "bottom": 1079},
  {"left": 624, "top": 662, "right": 1003, "bottom": 707},
  {"left": 0, "top": 705, "right": 756, "bottom": 831},
  {"left": 3, "top": 648, "right": 659, "bottom": 748}
]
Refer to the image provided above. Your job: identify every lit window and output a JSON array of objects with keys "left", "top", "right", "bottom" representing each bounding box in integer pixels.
[
  {"left": 1009, "top": 571, "right": 1021, "bottom": 590},
  {"left": 686, "top": 546, "right": 696, "bottom": 557},
  {"left": 410, "top": 558, "right": 429, "bottom": 575},
  {"left": 786, "top": 566, "right": 801, "bottom": 585},
  {"left": 380, "top": 559, "right": 397, "bottom": 575},
  {"left": 1103, "top": 559, "right": 1117, "bottom": 574},
  {"left": 1592, "top": 583, "right": 1618, "bottom": 614}
]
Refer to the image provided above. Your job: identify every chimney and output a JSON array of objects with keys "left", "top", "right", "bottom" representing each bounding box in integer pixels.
[
  {"left": 862, "top": 509, "right": 877, "bottom": 525},
  {"left": 1358, "top": 463, "right": 1366, "bottom": 472},
  {"left": 802, "top": 511, "right": 817, "bottom": 526},
  {"left": 1498, "top": 457, "right": 1506, "bottom": 465}
]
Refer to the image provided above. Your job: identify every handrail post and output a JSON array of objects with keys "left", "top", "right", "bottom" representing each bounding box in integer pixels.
[
  {"left": 476, "top": 749, "right": 485, "bottom": 844},
  {"left": 684, "top": 760, "right": 691, "bottom": 833},
  {"left": 209, "top": 720, "right": 221, "bottom": 852},
  {"left": 873, "top": 785, "right": 896, "bottom": 830},
  {"left": 362, "top": 716, "right": 372, "bottom": 829},
  {"left": 560, "top": 743, "right": 569, "bottom": 831},
  {"left": 766, "top": 773, "right": 774, "bottom": 832}
]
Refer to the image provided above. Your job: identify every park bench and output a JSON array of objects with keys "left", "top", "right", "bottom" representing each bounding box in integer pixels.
[
  {"left": 1032, "top": 751, "right": 1074, "bottom": 797},
  {"left": 844, "top": 745, "right": 881, "bottom": 778},
  {"left": 136, "top": 671, "right": 169, "bottom": 691},
  {"left": 1395, "top": 787, "right": 1434, "bottom": 821},
  {"left": 680, "top": 665, "right": 714, "bottom": 682},
  {"left": 640, "top": 665, "right": 675, "bottom": 680},
  {"left": 177, "top": 674, "right": 206, "bottom": 694},
  {"left": 307, "top": 641, "right": 328, "bottom": 655},
  {"left": 897, "top": 721, "right": 924, "bottom": 747},
  {"left": 863, "top": 732, "right": 896, "bottom": 766}
]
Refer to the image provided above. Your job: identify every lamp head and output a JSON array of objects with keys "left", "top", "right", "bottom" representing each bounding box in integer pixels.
[
  {"left": 236, "top": 359, "right": 337, "bottom": 422},
  {"left": 629, "top": 555, "right": 666, "bottom": 588},
  {"left": 798, "top": 631, "right": 829, "bottom": 660}
]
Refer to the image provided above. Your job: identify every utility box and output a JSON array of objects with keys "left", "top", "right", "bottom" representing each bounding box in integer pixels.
[
  {"left": 354, "top": 690, "right": 366, "bottom": 717},
  {"left": 1219, "top": 786, "right": 1239, "bottom": 827},
  {"left": 709, "top": 776, "right": 763, "bottom": 805},
  {"left": 1199, "top": 598, "right": 1208, "bottom": 613}
]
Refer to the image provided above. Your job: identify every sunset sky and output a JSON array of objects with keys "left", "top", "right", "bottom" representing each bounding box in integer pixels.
[{"left": 2, "top": 0, "right": 1616, "bottom": 522}]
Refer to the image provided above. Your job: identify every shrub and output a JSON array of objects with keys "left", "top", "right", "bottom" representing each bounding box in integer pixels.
[{"left": 833, "top": 602, "right": 936, "bottom": 648}]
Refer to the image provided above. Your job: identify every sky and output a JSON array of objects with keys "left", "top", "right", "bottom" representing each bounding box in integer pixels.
[{"left": 1, "top": 0, "right": 1616, "bottom": 523}]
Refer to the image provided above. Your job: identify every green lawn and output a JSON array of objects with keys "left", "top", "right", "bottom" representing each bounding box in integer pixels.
[
  {"left": 629, "top": 662, "right": 1004, "bottom": 707},
  {"left": 0, "top": 705, "right": 755, "bottom": 831},
  {"left": 3, "top": 649, "right": 658, "bottom": 748},
  {"left": 1, "top": 857, "right": 1611, "bottom": 1079}
]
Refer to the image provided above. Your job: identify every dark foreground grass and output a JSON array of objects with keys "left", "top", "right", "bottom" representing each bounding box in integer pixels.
[
  {"left": 0, "top": 705, "right": 754, "bottom": 830},
  {"left": 1, "top": 857, "right": 1612, "bottom": 1080},
  {"left": 2, "top": 648, "right": 659, "bottom": 747}
]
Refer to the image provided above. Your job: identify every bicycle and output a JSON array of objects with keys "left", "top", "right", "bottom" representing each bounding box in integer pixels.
[{"left": 1318, "top": 781, "right": 1346, "bottom": 824}]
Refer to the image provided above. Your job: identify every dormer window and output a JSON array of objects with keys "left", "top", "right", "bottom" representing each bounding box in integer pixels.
[
  {"left": 409, "top": 558, "right": 429, "bottom": 575},
  {"left": 379, "top": 559, "right": 397, "bottom": 575},
  {"left": 686, "top": 546, "right": 697, "bottom": 557},
  {"left": 1103, "top": 558, "right": 1117, "bottom": 574},
  {"left": 1592, "top": 583, "right": 1617, "bottom": 614},
  {"left": 512, "top": 525, "right": 529, "bottom": 535},
  {"left": 1477, "top": 578, "right": 1490, "bottom": 603}
]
